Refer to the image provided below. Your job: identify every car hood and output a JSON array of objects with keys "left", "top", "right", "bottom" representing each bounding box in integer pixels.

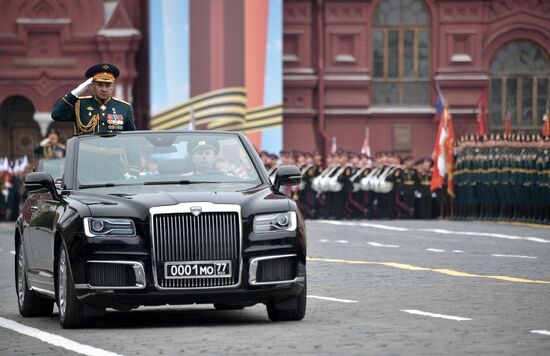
[{"left": 66, "top": 184, "right": 290, "bottom": 220}]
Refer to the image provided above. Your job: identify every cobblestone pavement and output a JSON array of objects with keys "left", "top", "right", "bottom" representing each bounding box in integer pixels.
[{"left": 0, "top": 220, "right": 549, "bottom": 355}]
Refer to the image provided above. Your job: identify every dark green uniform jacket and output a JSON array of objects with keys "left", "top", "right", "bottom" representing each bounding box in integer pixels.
[{"left": 51, "top": 92, "right": 136, "bottom": 135}]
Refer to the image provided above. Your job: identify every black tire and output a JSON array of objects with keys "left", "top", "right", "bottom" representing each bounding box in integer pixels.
[
  {"left": 15, "top": 241, "right": 54, "bottom": 317},
  {"left": 57, "top": 244, "right": 94, "bottom": 328},
  {"left": 266, "top": 281, "right": 307, "bottom": 321},
  {"left": 214, "top": 303, "right": 245, "bottom": 310}
]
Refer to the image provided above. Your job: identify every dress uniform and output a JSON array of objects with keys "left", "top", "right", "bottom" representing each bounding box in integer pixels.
[
  {"left": 51, "top": 63, "right": 136, "bottom": 135},
  {"left": 33, "top": 130, "right": 65, "bottom": 159},
  {"left": 398, "top": 161, "right": 418, "bottom": 218}
]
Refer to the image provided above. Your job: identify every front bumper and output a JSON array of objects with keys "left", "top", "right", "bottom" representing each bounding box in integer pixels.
[
  {"left": 75, "top": 278, "right": 306, "bottom": 308},
  {"left": 72, "top": 249, "right": 306, "bottom": 308}
]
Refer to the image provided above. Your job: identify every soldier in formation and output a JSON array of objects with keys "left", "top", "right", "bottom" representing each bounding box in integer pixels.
[
  {"left": 259, "top": 149, "right": 441, "bottom": 220},
  {"left": 453, "top": 134, "right": 550, "bottom": 224}
]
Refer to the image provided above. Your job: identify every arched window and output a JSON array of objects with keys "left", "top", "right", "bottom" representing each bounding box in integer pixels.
[
  {"left": 372, "top": 0, "right": 431, "bottom": 106},
  {"left": 490, "top": 41, "right": 549, "bottom": 132}
]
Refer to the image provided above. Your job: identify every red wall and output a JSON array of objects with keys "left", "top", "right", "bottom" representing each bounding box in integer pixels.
[{"left": 283, "top": 0, "right": 550, "bottom": 159}]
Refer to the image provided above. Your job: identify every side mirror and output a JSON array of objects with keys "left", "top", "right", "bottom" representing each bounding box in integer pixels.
[
  {"left": 273, "top": 165, "right": 301, "bottom": 192},
  {"left": 24, "top": 172, "right": 59, "bottom": 198}
]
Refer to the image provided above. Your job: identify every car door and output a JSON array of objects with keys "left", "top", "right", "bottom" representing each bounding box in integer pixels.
[
  {"left": 28, "top": 192, "right": 58, "bottom": 276},
  {"left": 21, "top": 193, "right": 38, "bottom": 270}
]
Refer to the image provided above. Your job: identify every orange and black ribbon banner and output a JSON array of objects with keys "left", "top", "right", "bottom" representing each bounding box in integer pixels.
[{"left": 150, "top": 87, "right": 282, "bottom": 133}]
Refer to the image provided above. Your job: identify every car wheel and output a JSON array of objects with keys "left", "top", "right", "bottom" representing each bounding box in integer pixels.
[
  {"left": 266, "top": 280, "right": 307, "bottom": 322},
  {"left": 57, "top": 244, "right": 93, "bottom": 328},
  {"left": 213, "top": 303, "right": 245, "bottom": 310},
  {"left": 15, "top": 241, "right": 54, "bottom": 317}
]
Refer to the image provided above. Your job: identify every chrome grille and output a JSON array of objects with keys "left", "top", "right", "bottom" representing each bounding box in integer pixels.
[{"left": 152, "top": 212, "right": 241, "bottom": 289}]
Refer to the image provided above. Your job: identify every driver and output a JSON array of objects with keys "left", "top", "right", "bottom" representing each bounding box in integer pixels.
[{"left": 185, "top": 138, "right": 221, "bottom": 175}]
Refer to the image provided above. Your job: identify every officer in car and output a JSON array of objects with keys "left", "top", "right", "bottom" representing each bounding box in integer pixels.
[
  {"left": 33, "top": 129, "right": 66, "bottom": 159},
  {"left": 51, "top": 63, "right": 136, "bottom": 135},
  {"left": 186, "top": 138, "right": 221, "bottom": 175}
]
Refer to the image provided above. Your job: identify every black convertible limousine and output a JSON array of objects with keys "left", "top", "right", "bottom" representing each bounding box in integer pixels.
[{"left": 15, "top": 131, "right": 306, "bottom": 328}]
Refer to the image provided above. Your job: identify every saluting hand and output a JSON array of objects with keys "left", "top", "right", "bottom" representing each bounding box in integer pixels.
[{"left": 71, "top": 77, "right": 93, "bottom": 97}]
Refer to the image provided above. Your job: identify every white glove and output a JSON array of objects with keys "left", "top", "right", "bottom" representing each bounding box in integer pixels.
[
  {"left": 71, "top": 78, "right": 93, "bottom": 97},
  {"left": 40, "top": 138, "right": 50, "bottom": 146}
]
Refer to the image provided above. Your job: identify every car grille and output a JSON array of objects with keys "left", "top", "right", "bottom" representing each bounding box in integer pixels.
[
  {"left": 256, "top": 256, "right": 296, "bottom": 283},
  {"left": 152, "top": 212, "right": 241, "bottom": 288},
  {"left": 87, "top": 263, "right": 137, "bottom": 287}
]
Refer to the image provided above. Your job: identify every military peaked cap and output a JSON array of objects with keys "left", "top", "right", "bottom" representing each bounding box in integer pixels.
[
  {"left": 187, "top": 137, "right": 220, "bottom": 155},
  {"left": 85, "top": 63, "right": 120, "bottom": 83}
]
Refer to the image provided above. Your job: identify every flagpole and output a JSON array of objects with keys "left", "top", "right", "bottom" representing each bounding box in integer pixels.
[{"left": 434, "top": 83, "right": 444, "bottom": 103}]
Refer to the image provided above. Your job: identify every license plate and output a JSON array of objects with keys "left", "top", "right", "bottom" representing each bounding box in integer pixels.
[{"left": 164, "top": 261, "right": 232, "bottom": 279}]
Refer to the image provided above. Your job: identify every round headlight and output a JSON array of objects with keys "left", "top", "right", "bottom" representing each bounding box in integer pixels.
[
  {"left": 91, "top": 219, "right": 104, "bottom": 232},
  {"left": 276, "top": 215, "right": 289, "bottom": 226}
]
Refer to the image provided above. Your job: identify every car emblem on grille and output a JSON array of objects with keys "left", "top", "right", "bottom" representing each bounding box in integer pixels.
[{"left": 190, "top": 206, "right": 202, "bottom": 216}]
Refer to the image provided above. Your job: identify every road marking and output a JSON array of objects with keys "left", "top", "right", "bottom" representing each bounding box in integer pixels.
[
  {"left": 358, "top": 222, "right": 409, "bottom": 231},
  {"left": 452, "top": 250, "right": 464, "bottom": 253},
  {"left": 10, "top": 250, "right": 15, "bottom": 255},
  {"left": 531, "top": 330, "right": 550, "bottom": 336},
  {"left": 319, "top": 239, "right": 330, "bottom": 243},
  {"left": 426, "top": 248, "right": 445, "bottom": 252},
  {"left": 419, "top": 228, "right": 550, "bottom": 244},
  {"left": 336, "top": 240, "right": 349, "bottom": 244},
  {"left": 498, "top": 221, "right": 550, "bottom": 229},
  {"left": 525, "top": 237, "right": 550, "bottom": 243},
  {"left": 401, "top": 309, "right": 472, "bottom": 321},
  {"left": 367, "top": 242, "right": 399, "bottom": 248},
  {"left": 315, "top": 221, "right": 550, "bottom": 243},
  {"left": 317, "top": 220, "right": 409, "bottom": 231},
  {"left": 307, "top": 257, "right": 550, "bottom": 284},
  {"left": 0, "top": 317, "right": 122, "bottom": 356},
  {"left": 307, "top": 295, "right": 358, "bottom": 303},
  {"left": 491, "top": 254, "right": 538, "bottom": 259}
]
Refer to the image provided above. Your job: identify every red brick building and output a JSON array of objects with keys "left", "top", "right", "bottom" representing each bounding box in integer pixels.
[
  {"left": 283, "top": 0, "right": 550, "bottom": 158},
  {"left": 0, "top": 0, "right": 148, "bottom": 158}
]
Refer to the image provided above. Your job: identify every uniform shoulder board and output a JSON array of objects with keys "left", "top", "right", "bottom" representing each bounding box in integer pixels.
[
  {"left": 395, "top": 170, "right": 400, "bottom": 177},
  {"left": 112, "top": 97, "right": 131, "bottom": 105},
  {"left": 58, "top": 143, "right": 66, "bottom": 149}
]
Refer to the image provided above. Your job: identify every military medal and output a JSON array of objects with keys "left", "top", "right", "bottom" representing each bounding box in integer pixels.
[{"left": 100, "top": 104, "right": 106, "bottom": 111}]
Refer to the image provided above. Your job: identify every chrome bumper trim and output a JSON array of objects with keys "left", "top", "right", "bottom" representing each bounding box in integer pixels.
[
  {"left": 75, "top": 260, "right": 146, "bottom": 290},
  {"left": 249, "top": 254, "right": 298, "bottom": 286}
]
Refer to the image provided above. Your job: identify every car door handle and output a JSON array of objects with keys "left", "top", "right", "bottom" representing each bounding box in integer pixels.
[{"left": 30, "top": 206, "right": 39, "bottom": 213}]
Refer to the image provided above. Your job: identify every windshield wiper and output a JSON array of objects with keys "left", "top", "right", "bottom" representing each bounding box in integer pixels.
[
  {"left": 143, "top": 180, "right": 223, "bottom": 185},
  {"left": 78, "top": 183, "right": 137, "bottom": 189}
]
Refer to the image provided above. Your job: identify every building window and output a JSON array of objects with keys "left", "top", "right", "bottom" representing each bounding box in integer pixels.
[
  {"left": 372, "top": 0, "right": 431, "bottom": 106},
  {"left": 490, "top": 41, "right": 549, "bottom": 132}
]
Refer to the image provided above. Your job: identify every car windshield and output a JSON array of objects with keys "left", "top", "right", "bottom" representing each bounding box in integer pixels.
[
  {"left": 76, "top": 133, "right": 261, "bottom": 189},
  {"left": 37, "top": 158, "right": 65, "bottom": 180}
]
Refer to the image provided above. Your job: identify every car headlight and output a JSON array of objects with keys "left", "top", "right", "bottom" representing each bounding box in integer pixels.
[
  {"left": 83, "top": 217, "right": 136, "bottom": 237},
  {"left": 253, "top": 212, "right": 297, "bottom": 233}
]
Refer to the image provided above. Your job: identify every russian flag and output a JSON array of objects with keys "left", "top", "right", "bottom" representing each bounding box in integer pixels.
[{"left": 434, "top": 94, "right": 444, "bottom": 122}]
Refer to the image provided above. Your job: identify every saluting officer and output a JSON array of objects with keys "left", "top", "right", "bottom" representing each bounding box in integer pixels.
[
  {"left": 51, "top": 63, "right": 136, "bottom": 135},
  {"left": 34, "top": 129, "right": 66, "bottom": 159}
]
